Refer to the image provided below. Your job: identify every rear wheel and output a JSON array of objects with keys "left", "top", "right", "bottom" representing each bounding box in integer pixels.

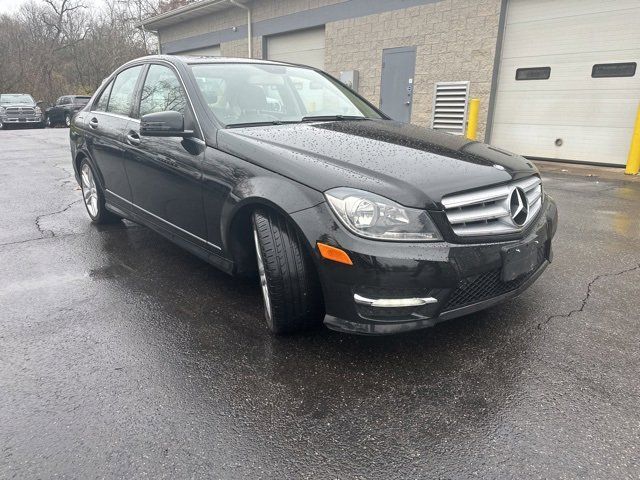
[
  {"left": 65, "top": 113, "right": 71, "bottom": 127},
  {"left": 252, "top": 209, "right": 324, "bottom": 334},
  {"left": 45, "top": 116, "right": 53, "bottom": 128},
  {"left": 79, "top": 159, "right": 120, "bottom": 224}
]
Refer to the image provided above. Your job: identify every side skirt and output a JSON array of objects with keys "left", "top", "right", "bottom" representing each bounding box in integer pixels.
[{"left": 105, "top": 193, "right": 235, "bottom": 275}]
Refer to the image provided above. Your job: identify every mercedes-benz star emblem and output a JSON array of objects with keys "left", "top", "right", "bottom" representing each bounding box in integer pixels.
[{"left": 509, "top": 187, "right": 529, "bottom": 227}]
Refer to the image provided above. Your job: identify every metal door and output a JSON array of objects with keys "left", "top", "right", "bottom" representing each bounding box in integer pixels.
[{"left": 380, "top": 47, "right": 416, "bottom": 123}]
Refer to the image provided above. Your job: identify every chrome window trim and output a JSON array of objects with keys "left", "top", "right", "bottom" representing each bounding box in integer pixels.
[
  {"left": 91, "top": 111, "right": 141, "bottom": 123},
  {"left": 106, "top": 189, "right": 221, "bottom": 251}
]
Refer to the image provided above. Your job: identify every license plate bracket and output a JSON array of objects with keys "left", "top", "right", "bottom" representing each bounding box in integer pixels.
[{"left": 501, "top": 239, "right": 543, "bottom": 282}]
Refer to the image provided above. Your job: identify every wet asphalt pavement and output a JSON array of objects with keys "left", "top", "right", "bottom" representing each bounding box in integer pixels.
[{"left": 1, "top": 128, "right": 639, "bottom": 479}]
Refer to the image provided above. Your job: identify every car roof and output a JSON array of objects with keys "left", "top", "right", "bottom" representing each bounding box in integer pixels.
[{"left": 126, "top": 54, "right": 313, "bottom": 69}]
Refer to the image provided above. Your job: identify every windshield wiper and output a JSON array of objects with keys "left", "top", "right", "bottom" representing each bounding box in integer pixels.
[
  {"left": 226, "top": 120, "right": 300, "bottom": 128},
  {"left": 301, "top": 115, "right": 369, "bottom": 122}
]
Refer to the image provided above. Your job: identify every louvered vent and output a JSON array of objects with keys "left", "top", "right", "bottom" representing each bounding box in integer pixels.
[{"left": 432, "top": 81, "right": 470, "bottom": 135}]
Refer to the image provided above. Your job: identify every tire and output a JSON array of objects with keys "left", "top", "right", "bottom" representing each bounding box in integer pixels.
[
  {"left": 79, "top": 159, "right": 120, "bottom": 224},
  {"left": 0, "top": 120, "right": 4, "bottom": 130},
  {"left": 45, "top": 116, "right": 53, "bottom": 128},
  {"left": 252, "top": 209, "right": 324, "bottom": 334},
  {"left": 65, "top": 113, "right": 71, "bottom": 127}
]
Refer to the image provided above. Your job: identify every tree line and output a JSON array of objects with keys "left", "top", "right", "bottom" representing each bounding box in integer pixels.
[{"left": 0, "top": 0, "right": 194, "bottom": 104}]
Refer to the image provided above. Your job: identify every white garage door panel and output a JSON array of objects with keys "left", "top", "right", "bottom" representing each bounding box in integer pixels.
[
  {"left": 177, "top": 45, "right": 221, "bottom": 56},
  {"left": 491, "top": 124, "right": 633, "bottom": 164},
  {"left": 506, "top": 0, "right": 640, "bottom": 24},
  {"left": 501, "top": 10, "right": 638, "bottom": 59},
  {"left": 267, "top": 27, "right": 325, "bottom": 69},
  {"left": 494, "top": 90, "right": 638, "bottom": 128},
  {"left": 492, "top": 0, "right": 640, "bottom": 165},
  {"left": 497, "top": 54, "right": 639, "bottom": 93}
]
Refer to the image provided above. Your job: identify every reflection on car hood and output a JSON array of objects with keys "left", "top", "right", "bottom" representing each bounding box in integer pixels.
[{"left": 217, "top": 119, "right": 538, "bottom": 208}]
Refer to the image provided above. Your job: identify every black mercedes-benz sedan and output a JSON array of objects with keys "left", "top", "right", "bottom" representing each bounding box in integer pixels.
[{"left": 70, "top": 55, "right": 557, "bottom": 335}]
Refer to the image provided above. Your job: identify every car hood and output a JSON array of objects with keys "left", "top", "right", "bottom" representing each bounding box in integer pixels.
[
  {"left": 217, "top": 119, "right": 539, "bottom": 209},
  {"left": 1, "top": 103, "right": 37, "bottom": 108}
]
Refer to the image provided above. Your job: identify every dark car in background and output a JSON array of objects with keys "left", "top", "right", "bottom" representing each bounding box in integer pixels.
[
  {"left": 45, "top": 95, "right": 92, "bottom": 127},
  {"left": 0, "top": 94, "right": 44, "bottom": 129},
  {"left": 70, "top": 55, "right": 558, "bottom": 335}
]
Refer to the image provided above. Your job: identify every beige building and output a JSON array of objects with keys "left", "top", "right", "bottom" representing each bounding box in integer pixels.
[{"left": 141, "top": 0, "right": 640, "bottom": 166}]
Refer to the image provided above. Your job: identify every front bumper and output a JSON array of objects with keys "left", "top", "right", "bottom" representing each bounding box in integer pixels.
[{"left": 292, "top": 195, "right": 558, "bottom": 335}]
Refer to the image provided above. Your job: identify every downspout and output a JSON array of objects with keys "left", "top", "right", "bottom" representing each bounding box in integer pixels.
[{"left": 228, "top": 0, "right": 252, "bottom": 58}]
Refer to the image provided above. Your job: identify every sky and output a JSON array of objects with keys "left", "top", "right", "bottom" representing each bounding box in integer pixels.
[
  {"left": 0, "top": 0, "right": 30, "bottom": 14},
  {"left": 0, "top": 0, "right": 108, "bottom": 15}
]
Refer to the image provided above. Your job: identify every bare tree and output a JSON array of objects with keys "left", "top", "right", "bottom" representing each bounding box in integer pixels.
[{"left": 0, "top": 0, "right": 159, "bottom": 104}]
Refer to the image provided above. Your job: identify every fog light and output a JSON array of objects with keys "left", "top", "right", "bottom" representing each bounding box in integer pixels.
[{"left": 354, "top": 294, "right": 437, "bottom": 308}]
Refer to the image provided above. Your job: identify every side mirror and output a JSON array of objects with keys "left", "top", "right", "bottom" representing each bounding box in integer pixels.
[{"left": 140, "top": 111, "right": 194, "bottom": 138}]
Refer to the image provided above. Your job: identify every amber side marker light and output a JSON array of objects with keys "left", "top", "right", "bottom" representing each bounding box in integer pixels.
[{"left": 317, "top": 242, "right": 353, "bottom": 265}]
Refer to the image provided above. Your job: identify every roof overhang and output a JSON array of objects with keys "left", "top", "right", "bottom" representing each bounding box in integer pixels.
[{"left": 138, "top": 0, "right": 245, "bottom": 31}]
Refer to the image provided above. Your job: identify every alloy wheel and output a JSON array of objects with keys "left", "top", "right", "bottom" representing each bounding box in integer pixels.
[
  {"left": 80, "top": 163, "right": 98, "bottom": 217},
  {"left": 253, "top": 225, "right": 273, "bottom": 325},
  {"left": 65, "top": 114, "right": 71, "bottom": 127}
]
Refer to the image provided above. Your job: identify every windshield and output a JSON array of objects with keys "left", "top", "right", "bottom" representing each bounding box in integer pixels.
[
  {"left": 0, "top": 94, "right": 35, "bottom": 105},
  {"left": 190, "top": 63, "right": 382, "bottom": 127}
]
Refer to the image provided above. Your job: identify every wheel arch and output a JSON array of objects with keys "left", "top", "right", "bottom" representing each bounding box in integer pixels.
[
  {"left": 222, "top": 177, "right": 324, "bottom": 276},
  {"left": 73, "top": 150, "right": 105, "bottom": 190}
]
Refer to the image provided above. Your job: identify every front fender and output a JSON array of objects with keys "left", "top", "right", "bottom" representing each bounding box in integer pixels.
[{"left": 220, "top": 176, "right": 324, "bottom": 250}]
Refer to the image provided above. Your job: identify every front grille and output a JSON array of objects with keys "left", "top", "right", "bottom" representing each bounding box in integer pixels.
[
  {"left": 6, "top": 107, "right": 35, "bottom": 115},
  {"left": 443, "top": 267, "right": 537, "bottom": 311},
  {"left": 442, "top": 176, "right": 542, "bottom": 237}
]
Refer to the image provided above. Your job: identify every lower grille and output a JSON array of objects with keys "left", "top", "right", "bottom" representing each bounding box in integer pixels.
[{"left": 443, "top": 267, "right": 537, "bottom": 311}]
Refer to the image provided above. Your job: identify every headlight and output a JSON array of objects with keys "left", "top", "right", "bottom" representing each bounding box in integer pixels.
[
  {"left": 325, "top": 187, "right": 442, "bottom": 242},
  {"left": 34, "top": 106, "right": 42, "bottom": 114},
  {"left": 0, "top": 107, "right": 5, "bottom": 115}
]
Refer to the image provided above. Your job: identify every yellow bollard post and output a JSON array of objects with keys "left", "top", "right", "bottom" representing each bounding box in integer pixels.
[
  {"left": 625, "top": 103, "right": 640, "bottom": 175},
  {"left": 466, "top": 98, "right": 480, "bottom": 141}
]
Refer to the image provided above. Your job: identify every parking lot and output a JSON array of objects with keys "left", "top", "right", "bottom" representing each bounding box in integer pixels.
[{"left": 1, "top": 127, "right": 639, "bottom": 478}]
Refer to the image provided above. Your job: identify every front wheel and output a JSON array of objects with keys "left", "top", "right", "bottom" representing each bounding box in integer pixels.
[
  {"left": 79, "top": 159, "right": 120, "bottom": 224},
  {"left": 252, "top": 209, "right": 324, "bottom": 334},
  {"left": 45, "top": 116, "right": 53, "bottom": 128}
]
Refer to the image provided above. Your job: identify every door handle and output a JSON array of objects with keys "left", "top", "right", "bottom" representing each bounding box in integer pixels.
[
  {"left": 89, "top": 117, "right": 98, "bottom": 129},
  {"left": 126, "top": 131, "right": 141, "bottom": 146}
]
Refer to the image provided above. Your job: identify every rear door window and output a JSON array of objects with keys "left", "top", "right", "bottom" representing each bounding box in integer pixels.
[
  {"left": 107, "top": 65, "right": 144, "bottom": 117},
  {"left": 94, "top": 82, "right": 113, "bottom": 112}
]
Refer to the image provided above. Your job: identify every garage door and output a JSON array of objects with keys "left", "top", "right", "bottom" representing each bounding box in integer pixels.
[
  {"left": 266, "top": 27, "right": 325, "bottom": 69},
  {"left": 176, "top": 45, "right": 221, "bottom": 56},
  {"left": 491, "top": 0, "right": 640, "bottom": 165}
]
